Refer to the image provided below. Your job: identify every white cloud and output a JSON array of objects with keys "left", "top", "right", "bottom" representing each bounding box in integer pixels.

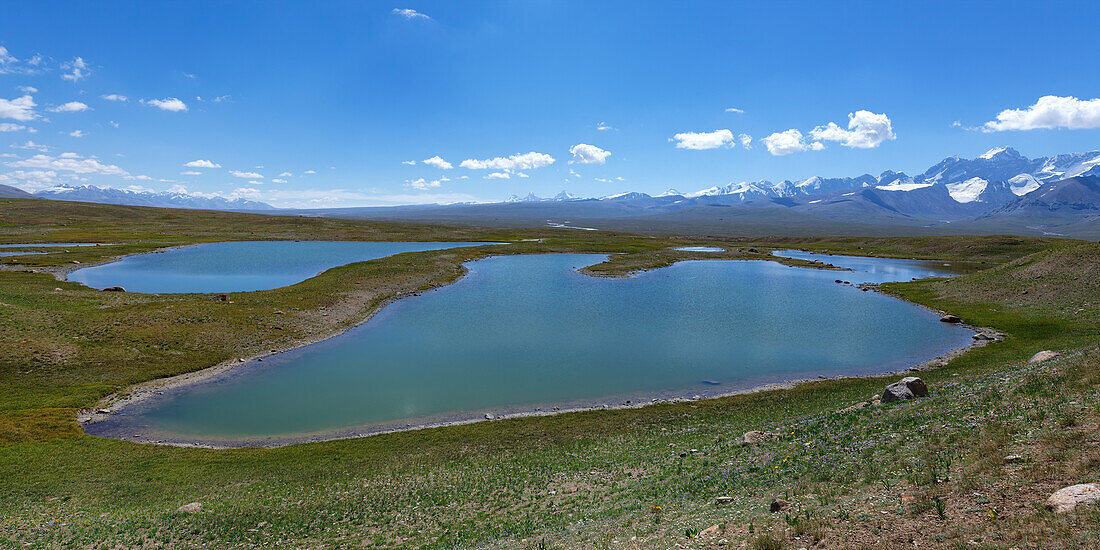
[
  {"left": 569, "top": 143, "right": 611, "bottom": 164},
  {"left": 278, "top": 171, "right": 292, "bottom": 177},
  {"left": 485, "top": 172, "right": 510, "bottom": 179},
  {"left": 303, "top": 169, "right": 316, "bottom": 174},
  {"left": 762, "top": 129, "right": 824, "bottom": 156},
  {"left": 0, "top": 47, "right": 19, "bottom": 74},
  {"left": 11, "top": 140, "right": 50, "bottom": 152},
  {"left": 101, "top": 94, "right": 128, "bottom": 102},
  {"left": 983, "top": 95, "right": 1100, "bottom": 131},
  {"left": 594, "top": 177, "right": 612, "bottom": 183},
  {"left": 596, "top": 122, "right": 615, "bottom": 131},
  {"left": 51, "top": 101, "right": 90, "bottom": 113},
  {"left": 229, "top": 170, "right": 263, "bottom": 179},
  {"left": 460, "top": 151, "right": 555, "bottom": 171},
  {"left": 0, "top": 122, "right": 30, "bottom": 132},
  {"left": 671, "top": 129, "right": 736, "bottom": 150},
  {"left": 184, "top": 159, "right": 220, "bottom": 168},
  {"left": 401, "top": 160, "right": 416, "bottom": 166},
  {"left": 738, "top": 133, "right": 752, "bottom": 149},
  {"left": 124, "top": 174, "right": 152, "bottom": 181},
  {"left": 142, "top": 97, "right": 188, "bottom": 112},
  {"left": 61, "top": 57, "right": 90, "bottom": 81},
  {"left": 392, "top": 8, "right": 430, "bottom": 19},
  {"left": 569, "top": 169, "right": 582, "bottom": 178},
  {"left": 108, "top": 121, "right": 119, "bottom": 128},
  {"left": 0, "top": 49, "right": 45, "bottom": 76},
  {"left": 725, "top": 107, "right": 745, "bottom": 114},
  {"left": 406, "top": 177, "right": 442, "bottom": 190},
  {"left": 180, "top": 170, "right": 202, "bottom": 176},
  {"left": 0, "top": 95, "right": 37, "bottom": 121},
  {"left": 16, "top": 86, "right": 37, "bottom": 94},
  {"left": 809, "top": 110, "right": 895, "bottom": 148},
  {"left": 422, "top": 155, "right": 453, "bottom": 169},
  {"left": 69, "top": 130, "right": 86, "bottom": 138},
  {"left": 0, "top": 169, "right": 61, "bottom": 192},
  {"left": 271, "top": 178, "right": 287, "bottom": 184},
  {"left": 6, "top": 153, "right": 129, "bottom": 176}
]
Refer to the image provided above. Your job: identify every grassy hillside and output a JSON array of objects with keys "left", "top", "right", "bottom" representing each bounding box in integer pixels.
[{"left": 0, "top": 198, "right": 1097, "bottom": 548}]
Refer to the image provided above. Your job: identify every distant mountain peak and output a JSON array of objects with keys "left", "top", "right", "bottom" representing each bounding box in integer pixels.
[
  {"left": 34, "top": 184, "right": 275, "bottom": 211},
  {"left": 552, "top": 191, "right": 581, "bottom": 201},
  {"left": 979, "top": 146, "right": 1021, "bottom": 160}
]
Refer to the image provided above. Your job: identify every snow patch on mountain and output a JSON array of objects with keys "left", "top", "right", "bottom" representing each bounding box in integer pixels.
[
  {"left": 1007, "top": 174, "right": 1042, "bottom": 196},
  {"left": 946, "top": 177, "right": 988, "bottom": 203}
]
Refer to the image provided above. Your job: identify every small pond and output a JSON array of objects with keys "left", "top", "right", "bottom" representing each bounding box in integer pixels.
[
  {"left": 88, "top": 251, "right": 974, "bottom": 446},
  {"left": 68, "top": 241, "right": 502, "bottom": 293}
]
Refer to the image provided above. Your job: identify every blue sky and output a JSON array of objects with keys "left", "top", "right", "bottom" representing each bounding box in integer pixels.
[{"left": 2, "top": 0, "right": 1100, "bottom": 207}]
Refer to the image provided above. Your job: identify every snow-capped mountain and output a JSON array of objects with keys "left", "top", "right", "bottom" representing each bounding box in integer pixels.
[
  {"left": 35, "top": 185, "right": 275, "bottom": 211},
  {"left": 580, "top": 147, "right": 1100, "bottom": 213},
  {"left": 477, "top": 147, "right": 1100, "bottom": 233}
]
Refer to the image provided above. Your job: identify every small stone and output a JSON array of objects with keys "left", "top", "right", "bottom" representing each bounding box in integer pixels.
[
  {"left": 176, "top": 502, "right": 203, "bottom": 513},
  {"left": 1046, "top": 484, "right": 1100, "bottom": 513},
  {"left": 715, "top": 496, "right": 734, "bottom": 505},
  {"left": 54, "top": 287, "right": 63, "bottom": 291},
  {"left": 70, "top": 260, "right": 80, "bottom": 264},
  {"left": 1003, "top": 454, "right": 1024, "bottom": 463},
  {"left": 741, "top": 430, "right": 777, "bottom": 445},
  {"left": 940, "top": 314, "right": 961, "bottom": 323},
  {"left": 770, "top": 499, "right": 791, "bottom": 513},
  {"left": 102, "top": 286, "right": 126, "bottom": 292},
  {"left": 484, "top": 413, "right": 495, "bottom": 420},
  {"left": 1028, "top": 350, "right": 1061, "bottom": 364}
]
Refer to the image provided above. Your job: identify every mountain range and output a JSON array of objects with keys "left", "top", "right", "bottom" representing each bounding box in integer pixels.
[
  {"left": 4, "top": 147, "right": 1100, "bottom": 239},
  {"left": 305, "top": 147, "right": 1100, "bottom": 239},
  {"left": 15, "top": 185, "right": 276, "bottom": 211}
]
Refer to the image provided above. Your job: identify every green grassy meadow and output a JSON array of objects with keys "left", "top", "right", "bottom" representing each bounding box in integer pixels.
[{"left": 0, "top": 198, "right": 1097, "bottom": 549}]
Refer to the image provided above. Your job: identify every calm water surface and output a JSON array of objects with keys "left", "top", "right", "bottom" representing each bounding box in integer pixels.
[
  {"left": 0, "top": 243, "right": 104, "bottom": 248},
  {"left": 69, "top": 241, "right": 499, "bottom": 293},
  {"left": 90, "top": 252, "right": 974, "bottom": 444}
]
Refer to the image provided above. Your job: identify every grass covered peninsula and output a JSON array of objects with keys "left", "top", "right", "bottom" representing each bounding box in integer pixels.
[{"left": 1, "top": 198, "right": 1098, "bottom": 549}]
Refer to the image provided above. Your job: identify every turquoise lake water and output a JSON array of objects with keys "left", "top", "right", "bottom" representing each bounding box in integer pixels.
[
  {"left": 88, "top": 251, "right": 973, "bottom": 445},
  {"left": 68, "top": 241, "right": 499, "bottom": 293}
]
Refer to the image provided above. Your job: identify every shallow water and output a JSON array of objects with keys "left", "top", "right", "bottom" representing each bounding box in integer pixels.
[
  {"left": 0, "top": 251, "right": 46, "bottom": 257},
  {"left": 68, "top": 241, "right": 500, "bottom": 293},
  {"left": 0, "top": 243, "right": 103, "bottom": 248},
  {"left": 771, "top": 250, "right": 953, "bottom": 283},
  {"left": 674, "top": 246, "right": 725, "bottom": 252},
  {"left": 90, "top": 253, "right": 974, "bottom": 444}
]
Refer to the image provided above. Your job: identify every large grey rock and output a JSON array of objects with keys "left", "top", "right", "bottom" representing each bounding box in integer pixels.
[
  {"left": 1028, "top": 350, "right": 1061, "bottom": 364},
  {"left": 1046, "top": 484, "right": 1100, "bottom": 513},
  {"left": 881, "top": 377, "right": 929, "bottom": 403},
  {"left": 177, "top": 502, "right": 203, "bottom": 513}
]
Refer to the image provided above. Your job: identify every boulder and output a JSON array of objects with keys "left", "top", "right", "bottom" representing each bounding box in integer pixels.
[
  {"left": 741, "top": 430, "right": 777, "bottom": 445},
  {"left": 1046, "top": 484, "right": 1100, "bottom": 513},
  {"left": 1028, "top": 350, "right": 1061, "bottom": 364},
  {"left": 881, "top": 377, "right": 929, "bottom": 403},
  {"left": 939, "top": 314, "right": 961, "bottom": 323},
  {"left": 769, "top": 499, "right": 791, "bottom": 513},
  {"left": 715, "top": 496, "right": 734, "bottom": 505},
  {"left": 177, "top": 502, "right": 203, "bottom": 513},
  {"left": 102, "top": 286, "right": 126, "bottom": 292}
]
